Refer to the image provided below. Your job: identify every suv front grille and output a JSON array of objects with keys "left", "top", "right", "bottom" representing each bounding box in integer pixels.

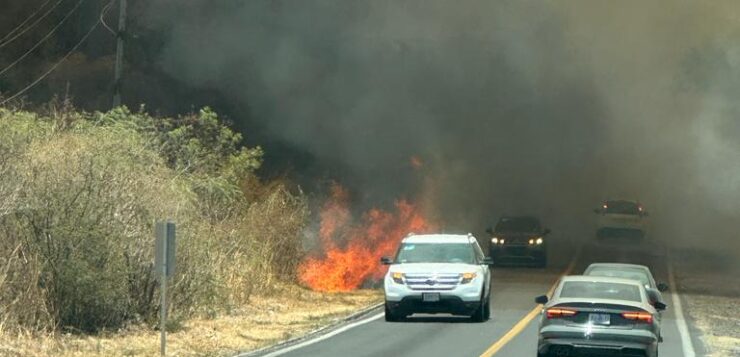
[
  {"left": 507, "top": 237, "right": 529, "bottom": 245},
  {"left": 405, "top": 273, "right": 461, "bottom": 291}
]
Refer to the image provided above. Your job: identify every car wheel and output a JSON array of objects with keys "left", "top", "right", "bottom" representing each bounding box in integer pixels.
[
  {"left": 384, "top": 302, "right": 401, "bottom": 322},
  {"left": 471, "top": 297, "right": 487, "bottom": 322},
  {"left": 483, "top": 296, "right": 491, "bottom": 320}
]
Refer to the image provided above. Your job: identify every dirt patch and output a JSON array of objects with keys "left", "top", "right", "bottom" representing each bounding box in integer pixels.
[
  {"left": 0, "top": 285, "right": 382, "bottom": 357},
  {"left": 673, "top": 249, "right": 740, "bottom": 357}
]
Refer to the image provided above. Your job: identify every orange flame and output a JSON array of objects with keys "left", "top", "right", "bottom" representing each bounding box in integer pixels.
[
  {"left": 410, "top": 155, "right": 423, "bottom": 170},
  {"left": 299, "top": 184, "right": 436, "bottom": 292}
]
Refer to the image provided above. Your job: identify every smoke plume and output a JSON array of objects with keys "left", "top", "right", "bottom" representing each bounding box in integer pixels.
[{"left": 142, "top": 1, "right": 740, "bottom": 253}]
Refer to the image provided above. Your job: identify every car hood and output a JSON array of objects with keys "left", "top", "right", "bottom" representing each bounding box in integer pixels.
[
  {"left": 390, "top": 263, "right": 481, "bottom": 274},
  {"left": 493, "top": 232, "right": 541, "bottom": 237}
]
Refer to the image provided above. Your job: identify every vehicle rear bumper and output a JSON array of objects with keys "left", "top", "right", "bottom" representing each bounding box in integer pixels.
[
  {"left": 386, "top": 295, "right": 480, "bottom": 316},
  {"left": 538, "top": 326, "right": 658, "bottom": 357}
]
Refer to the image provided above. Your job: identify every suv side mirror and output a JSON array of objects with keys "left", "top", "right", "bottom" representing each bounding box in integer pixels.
[
  {"left": 485, "top": 227, "right": 493, "bottom": 235},
  {"left": 380, "top": 257, "right": 393, "bottom": 265},
  {"left": 653, "top": 301, "right": 667, "bottom": 311},
  {"left": 481, "top": 257, "right": 494, "bottom": 266},
  {"left": 535, "top": 295, "right": 548, "bottom": 304},
  {"left": 543, "top": 228, "right": 551, "bottom": 235},
  {"left": 657, "top": 283, "right": 669, "bottom": 292}
]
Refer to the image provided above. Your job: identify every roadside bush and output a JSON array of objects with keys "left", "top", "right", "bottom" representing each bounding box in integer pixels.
[{"left": 0, "top": 106, "right": 307, "bottom": 333}]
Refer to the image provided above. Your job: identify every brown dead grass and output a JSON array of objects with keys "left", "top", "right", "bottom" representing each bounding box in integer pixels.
[
  {"left": 686, "top": 294, "right": 740, "bottom": 357},
  {"left": 0, "top": 285, "right": 382, "bottom": 357},
  {"left": 673, "top": 250, "right": 740, "bottom": 357}
]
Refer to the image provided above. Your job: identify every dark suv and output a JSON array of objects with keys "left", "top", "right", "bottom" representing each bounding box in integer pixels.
[{"left": 486, "top": 216, "right": 550, "bottom": 267}]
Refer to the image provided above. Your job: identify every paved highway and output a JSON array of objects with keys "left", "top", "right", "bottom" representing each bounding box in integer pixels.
[{"left": 254, "top": 240, "right": 703, "bottom": 357}]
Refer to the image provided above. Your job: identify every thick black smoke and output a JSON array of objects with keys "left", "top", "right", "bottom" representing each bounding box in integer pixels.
[{"left": 142, "top": 1, "right": 740, "bottom": 252}]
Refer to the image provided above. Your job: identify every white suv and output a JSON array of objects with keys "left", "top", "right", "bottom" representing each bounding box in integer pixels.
[{"left": 380, "top": 233, "right": 493, "bottom": 322}]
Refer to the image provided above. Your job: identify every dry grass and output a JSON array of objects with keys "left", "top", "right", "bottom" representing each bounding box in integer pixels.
[
  {"left": 673, "top": 250, "right": 740, "bottom": 357},
  {"left": 0, "top": 286, "right": 382, "bottom": 357},
  {"left": 0, "top": 108, "right": 310, "bottom": 333},
  {"left": 686, "top": 295, "right": 740, "bottom": 357}
]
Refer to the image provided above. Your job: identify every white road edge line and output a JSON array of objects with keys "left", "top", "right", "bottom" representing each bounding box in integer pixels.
[
  {"left": 259, "top": 312, "right": 385, "bottom": 357},
  {"left": 667, "top": 251, "right": 696, "bottom": 357}
]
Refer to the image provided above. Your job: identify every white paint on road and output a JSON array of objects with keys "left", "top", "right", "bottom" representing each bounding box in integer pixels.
[
  {"left": 258, "top": 312, "right": 384, "bottom": 357},
  {"left": 668, "top": 254, "right": 696, "bottom": 357}
]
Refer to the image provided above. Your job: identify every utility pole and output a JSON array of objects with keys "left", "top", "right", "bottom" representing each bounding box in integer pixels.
[{"left": 112, "top": 0, "right": 127, "bottom": 108}]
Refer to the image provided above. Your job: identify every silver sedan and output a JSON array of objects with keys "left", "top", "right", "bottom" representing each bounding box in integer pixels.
[{"left": 534, "top": 275, "right": 665, "bottom": 357}]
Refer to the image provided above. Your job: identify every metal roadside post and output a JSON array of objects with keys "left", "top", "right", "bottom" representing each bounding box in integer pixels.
[{"left": 155, "top": 221, "right": 176, "bottom": 356}]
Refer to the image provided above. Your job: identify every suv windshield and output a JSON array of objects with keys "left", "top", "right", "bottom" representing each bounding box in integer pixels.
[
  {"left": 604, "top": 201, "right": 640, "bottom": 215},
  {"left": 495, "top": 217, "right": 540, "bottom": 233},
  {"left": 559, "top": 281, "right": 642, "bottom": 302},
  {"left": 395, "top": 243, "right": 476, "bottom": 264}
]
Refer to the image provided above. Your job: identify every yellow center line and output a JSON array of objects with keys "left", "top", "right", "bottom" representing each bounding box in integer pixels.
[{"left": 479, "top": 249, "right": 581, "bottom": 357}]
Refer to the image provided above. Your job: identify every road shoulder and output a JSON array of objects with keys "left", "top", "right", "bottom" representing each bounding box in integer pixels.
[{"left": 672, "top": 249, "right": 740, "bottom": 357}]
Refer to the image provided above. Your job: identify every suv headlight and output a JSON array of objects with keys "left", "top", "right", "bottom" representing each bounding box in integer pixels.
[
  {"left": 391, "top": 272, "right": 404, "bottom": 284},
  {"left": 529, "top": 237, "right": 544, "bottom": 245},
  {"left": 460, "top": 272, "right": 477, "bottom": 284}
]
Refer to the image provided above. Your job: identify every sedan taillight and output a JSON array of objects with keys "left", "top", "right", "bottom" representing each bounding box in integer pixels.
[
  {"left": 622, "top": 311, "right": 653, "bottom": 324},
  {"left": 546, "top": 308, "right": 577, "bottom": 319}
]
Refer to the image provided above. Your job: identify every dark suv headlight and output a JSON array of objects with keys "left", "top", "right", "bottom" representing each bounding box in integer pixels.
[{"left": 528, "top": 237, "right": 544, "bottom": 245}]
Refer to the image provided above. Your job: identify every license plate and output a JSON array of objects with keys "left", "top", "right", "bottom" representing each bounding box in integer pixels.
[
  {"left": 589, "top": 313, "right": 611, "bottom": 325},
  {"left": 422, "top": 293, "right": 440, "bottom": 302}
]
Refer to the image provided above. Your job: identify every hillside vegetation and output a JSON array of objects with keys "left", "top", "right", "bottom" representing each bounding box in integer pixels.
[{"left": 0, "top": 104, "right": 307, "bottom": 334}]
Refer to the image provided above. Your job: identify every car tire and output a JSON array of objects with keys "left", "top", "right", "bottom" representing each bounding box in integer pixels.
[
  {"left": 471, "top": 296, "right": 487, "bottom": 322},
  {"left": 384, "top": 303, "right": 401, "bottom": 322},
  {"left": 483, "top": 297, "right": 491, "bottom": 320}
]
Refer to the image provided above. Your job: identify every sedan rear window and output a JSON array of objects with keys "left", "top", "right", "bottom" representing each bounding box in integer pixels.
[
  {"left": 584, "top": 267, "right": 650, "bottom": 286},
  {"left": 559, "top": 281, "right": 642, "bottom": 302}
]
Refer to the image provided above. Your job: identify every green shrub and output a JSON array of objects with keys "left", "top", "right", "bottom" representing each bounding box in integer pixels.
[{"left": 0, "top": 106, "right": 307, "bottom": 333}]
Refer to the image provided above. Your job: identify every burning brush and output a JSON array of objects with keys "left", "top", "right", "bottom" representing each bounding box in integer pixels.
[{"left": 298, "top": 183, "right": 436, "bottom": 292}]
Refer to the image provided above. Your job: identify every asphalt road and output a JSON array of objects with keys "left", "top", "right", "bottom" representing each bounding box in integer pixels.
[{"left": 262, "top": 239, "right": 703, "bottom": 357}]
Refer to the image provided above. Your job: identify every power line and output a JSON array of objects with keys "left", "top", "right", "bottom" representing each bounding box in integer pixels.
[
  {"left": 0, "top": 0, "right": 66, "bottom": 49},
  {"left": 0, "top": 11, "right": 103, "bottom": 106},
  {"left": 0, "top": 0, "right": 54, "bottom": 43},
  {"left": 100, "top": 0, "right": 117, "bottom": 36},
  {"left": 0, "top": 0, "right": 87, "bottom": 77}
]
